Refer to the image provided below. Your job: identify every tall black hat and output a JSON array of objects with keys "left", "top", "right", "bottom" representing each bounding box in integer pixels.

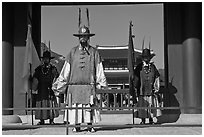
[
  {"left": 142, "top": 49, "right": 155, "bottom": 59},
  {"left": 73, "top": 25, "right": 95, "bottom": 37},
  {"left": 141, "top": 36, "right": 155, "bottom": 59},
  {"left": 73, "top": 8, "right": 95, "bottom": 37}
]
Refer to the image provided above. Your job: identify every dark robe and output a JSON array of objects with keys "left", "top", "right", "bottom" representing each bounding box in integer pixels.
[
  {"left": 134, "top": 62, "right": 160, "bottom": 96},
  {"left": 33, "top": 64, "right": 59, "bottom": 120},
  {"left": 134, "top": 62, "right": 161, "bottom": 118}
]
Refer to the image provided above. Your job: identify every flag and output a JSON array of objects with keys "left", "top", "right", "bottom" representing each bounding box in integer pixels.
[
  {"left": 127, "top": 21, "right": 135, "bottom": 98},
  {"left": 22, "top": 24, "right": 41, "bottom": 92}
]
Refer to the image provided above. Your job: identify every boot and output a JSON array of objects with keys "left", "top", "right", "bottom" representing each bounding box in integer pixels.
[
  {"left": 72, "top": 124, "right": 80, "bottom": 132},
  {"left": 140, "top": 118, "right": 145, "bottom": 125},
  {"left": 87, "top": 123, "right": 96, "bottom": 133},
  {"left": 50, "top": 119, "right": 55, "bottom": 125},
  {"left": 37, "top": 120, "right": 44, "bottom": 125},
  {"left": 149, "top": 118, "right": 155, "bottom": 124}
]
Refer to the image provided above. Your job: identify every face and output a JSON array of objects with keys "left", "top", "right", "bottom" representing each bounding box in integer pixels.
[
  {"left": 79, "top": 35, "right": 89, "bottom": 46},
  {"left": 43, "top": 57, "right": 50, "bottom": 65},
  {"left": 143, "top": 56, "right": 151, "bottom": 63}
]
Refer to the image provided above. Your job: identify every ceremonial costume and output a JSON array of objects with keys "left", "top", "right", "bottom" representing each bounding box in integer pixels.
[
  {"left": 53, "top": 44, "right": 107, "bottom": 124},
  {"left": 33, "top": 51, "right": 59, "bottom": 124},
  {"left": 134, "top": 40, "right": 162, "bottom": 124},
  {"left": 134, "top": 61, "right": 161, "bottom": 119},
  {"left": 53, "top": 9, "right": 107, "bottom": 132}
]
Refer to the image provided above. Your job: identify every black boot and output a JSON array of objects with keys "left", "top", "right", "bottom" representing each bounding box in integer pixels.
[
  {"left": 63, "top": 121, "right": 70, "bottom": 124},
  {"left": 72, "top": 124, "right": 80, "bottom": 132},
  {"left": 140, "top": 118, "right": 145, "bottom": 124},
  {"left": 149, "top": 118, "right": 155, "bottom": 124},
  {"left": 50, "top": 119, "right": 55, "bottom": 125},
  {"left": 87, "top": 123, "right": 95, "bottom": 133},
  {"left": 37, "top": 120, "right": 44, "bottom": 125}
]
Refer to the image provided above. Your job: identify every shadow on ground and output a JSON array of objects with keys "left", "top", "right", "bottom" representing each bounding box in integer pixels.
[{"left": 156, "top": 82, "right": 181, "bottom": 124}]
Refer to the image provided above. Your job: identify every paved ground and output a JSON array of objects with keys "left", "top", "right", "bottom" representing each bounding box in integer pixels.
[{"left": 2, "top": 114, "right": 202, "bottom": 135}]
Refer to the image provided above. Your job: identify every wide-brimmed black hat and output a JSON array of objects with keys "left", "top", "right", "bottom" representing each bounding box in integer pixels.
[
  {"left": 41, "top": 51, "right": 54, "bottom": 59},
  {"left": 73, "top": 25, "right": 95, "bottom": 37},
  {"left": 142, "top": 48, "right": 155, "bottom": 59}
]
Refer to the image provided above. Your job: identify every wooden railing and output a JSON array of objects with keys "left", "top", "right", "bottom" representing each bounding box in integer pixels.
[
  {"left": 96, "top": 89, "right": 132, "bottom": 114},
  {"left": 2, "top": 89, "right": 202, "bottom": 135}
]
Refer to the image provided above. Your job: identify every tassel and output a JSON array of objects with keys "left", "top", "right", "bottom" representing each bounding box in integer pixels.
[
  {"left": 78, "top": 8, "right": 81, "bottom": 29},
  {"left": 48, "top": 40, "right": 51, "bottom": 52},
  {"left": 86, "top": 8, "right": 90, "bottom": 28},
  {"left": 142, "top": 36, "right": 145, "bottom": 50}
]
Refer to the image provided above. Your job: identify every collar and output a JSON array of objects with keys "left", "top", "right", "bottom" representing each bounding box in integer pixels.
[
  {"left": 142, "top": 61, "right": 154, "bottom": 67},
  {"left": 42, "top": 63, "right": 51, "bottom": 68},
  {"left": 79, "top": 44, "right": 90, "bottom": 51}
]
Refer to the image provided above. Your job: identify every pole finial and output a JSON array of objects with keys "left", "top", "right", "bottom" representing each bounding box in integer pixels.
[
  {"left": 142, "top": 36, "right": 145, "bottom": 50},
  {"left": 48, "top": 40, "right": 51, "bottom": 52},
  {"left": 149, "top": 36, "right": 151, "bottom": 50}
]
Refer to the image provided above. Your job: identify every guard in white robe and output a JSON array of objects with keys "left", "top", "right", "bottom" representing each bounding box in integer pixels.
[{"left": 52, "top": 25, "right": 107, "bottom": 132}]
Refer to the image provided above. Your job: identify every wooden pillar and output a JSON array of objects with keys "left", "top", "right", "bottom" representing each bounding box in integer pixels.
[
  {"left": 31, "top": 3, "right": 41, "bottom": 56},
  {"left": 182, "top": 3, "right": 202, "bottom": 113},
  {"left": 2, "top": 3, "right": 14, "bottom": 115}
]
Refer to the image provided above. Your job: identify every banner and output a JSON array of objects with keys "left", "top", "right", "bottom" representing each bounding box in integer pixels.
[
  {"left": 127, "top": 21, "right": 135, "bottom": 98},
  {"left": 22, "top": 25, "right": 41, "bottom": 93}
]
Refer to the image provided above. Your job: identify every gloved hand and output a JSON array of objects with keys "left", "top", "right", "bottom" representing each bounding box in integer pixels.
[
  {"left": 50, "top": 95, "right": 55, "bottom": 100},
  {"left": 54, "top": 92, "right": 60, "bottom": 97}
]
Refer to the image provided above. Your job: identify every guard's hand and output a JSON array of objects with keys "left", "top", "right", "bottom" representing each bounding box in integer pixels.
[
  {"left": 54, "top": 92, "right": 60, "bottom": 97},
  {"left": 50, "top": 94, "right": 56, "bottom": 100}
]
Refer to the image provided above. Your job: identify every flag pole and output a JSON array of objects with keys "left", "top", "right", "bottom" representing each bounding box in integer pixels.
[
  {"left": 29, "top": 63, "right": 34, "bottom": 125},
  {"left": 128, "top": 21, "right": 136, "bottom": 104},
  {"left": 25, "top": 92, "right": 28, "bottom": 115}
]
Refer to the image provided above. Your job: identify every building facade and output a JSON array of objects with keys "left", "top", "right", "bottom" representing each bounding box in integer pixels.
[
  {"left": 2, "top": 3, "right": 202, "bottom": 115},
  {"left": 96, "top": 45, "right": 143, "bottom": 89}
]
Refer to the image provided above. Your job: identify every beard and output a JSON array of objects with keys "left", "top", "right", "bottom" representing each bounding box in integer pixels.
[{"left": 80, "top": 40, "right": 88, "bottom": 48}]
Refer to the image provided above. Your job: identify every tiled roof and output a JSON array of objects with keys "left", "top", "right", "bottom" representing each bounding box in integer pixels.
[{"left": 96, "top": 45, "right": 142, "bottom": 59}]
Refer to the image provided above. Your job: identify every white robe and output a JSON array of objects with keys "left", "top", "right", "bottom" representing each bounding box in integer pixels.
[{"left": 52, "top": 60, "right": 107, "bottom": 124}]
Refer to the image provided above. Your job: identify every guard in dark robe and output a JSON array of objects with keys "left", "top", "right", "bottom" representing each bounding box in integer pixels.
[
  {"left": 33, "top": 51, "right": 59, "bottom": 125},
  {"left": 134, "top": 47, "right": 162, "bottom": 124}
]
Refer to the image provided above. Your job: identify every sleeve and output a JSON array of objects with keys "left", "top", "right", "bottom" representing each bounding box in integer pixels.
[
  {"left": 153, "top": 64, "right": 160, "bottom": 78},
  {"left": 94, "top": 49, "right": 102, "bottom": 67},
  {"left": 154, "top": 77, "right": 160, "bottom": 92},
  {"left": 96, "top": 62, "right": 107, "bottom": 89},
  {"left": 153, "top": 64, "right": 160, "bottom": 92},
  {"left": 52, "top": 66, "right": 59, "bottom": 79},
  {"left": 95, "top": 50, "right": 107, "bottom": 89},
  {"left": 52, "top": 60, "right": 70, "bottom": 96},
  {"left": 33, "top": 66, "right": 40, "bottom": 80}
]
